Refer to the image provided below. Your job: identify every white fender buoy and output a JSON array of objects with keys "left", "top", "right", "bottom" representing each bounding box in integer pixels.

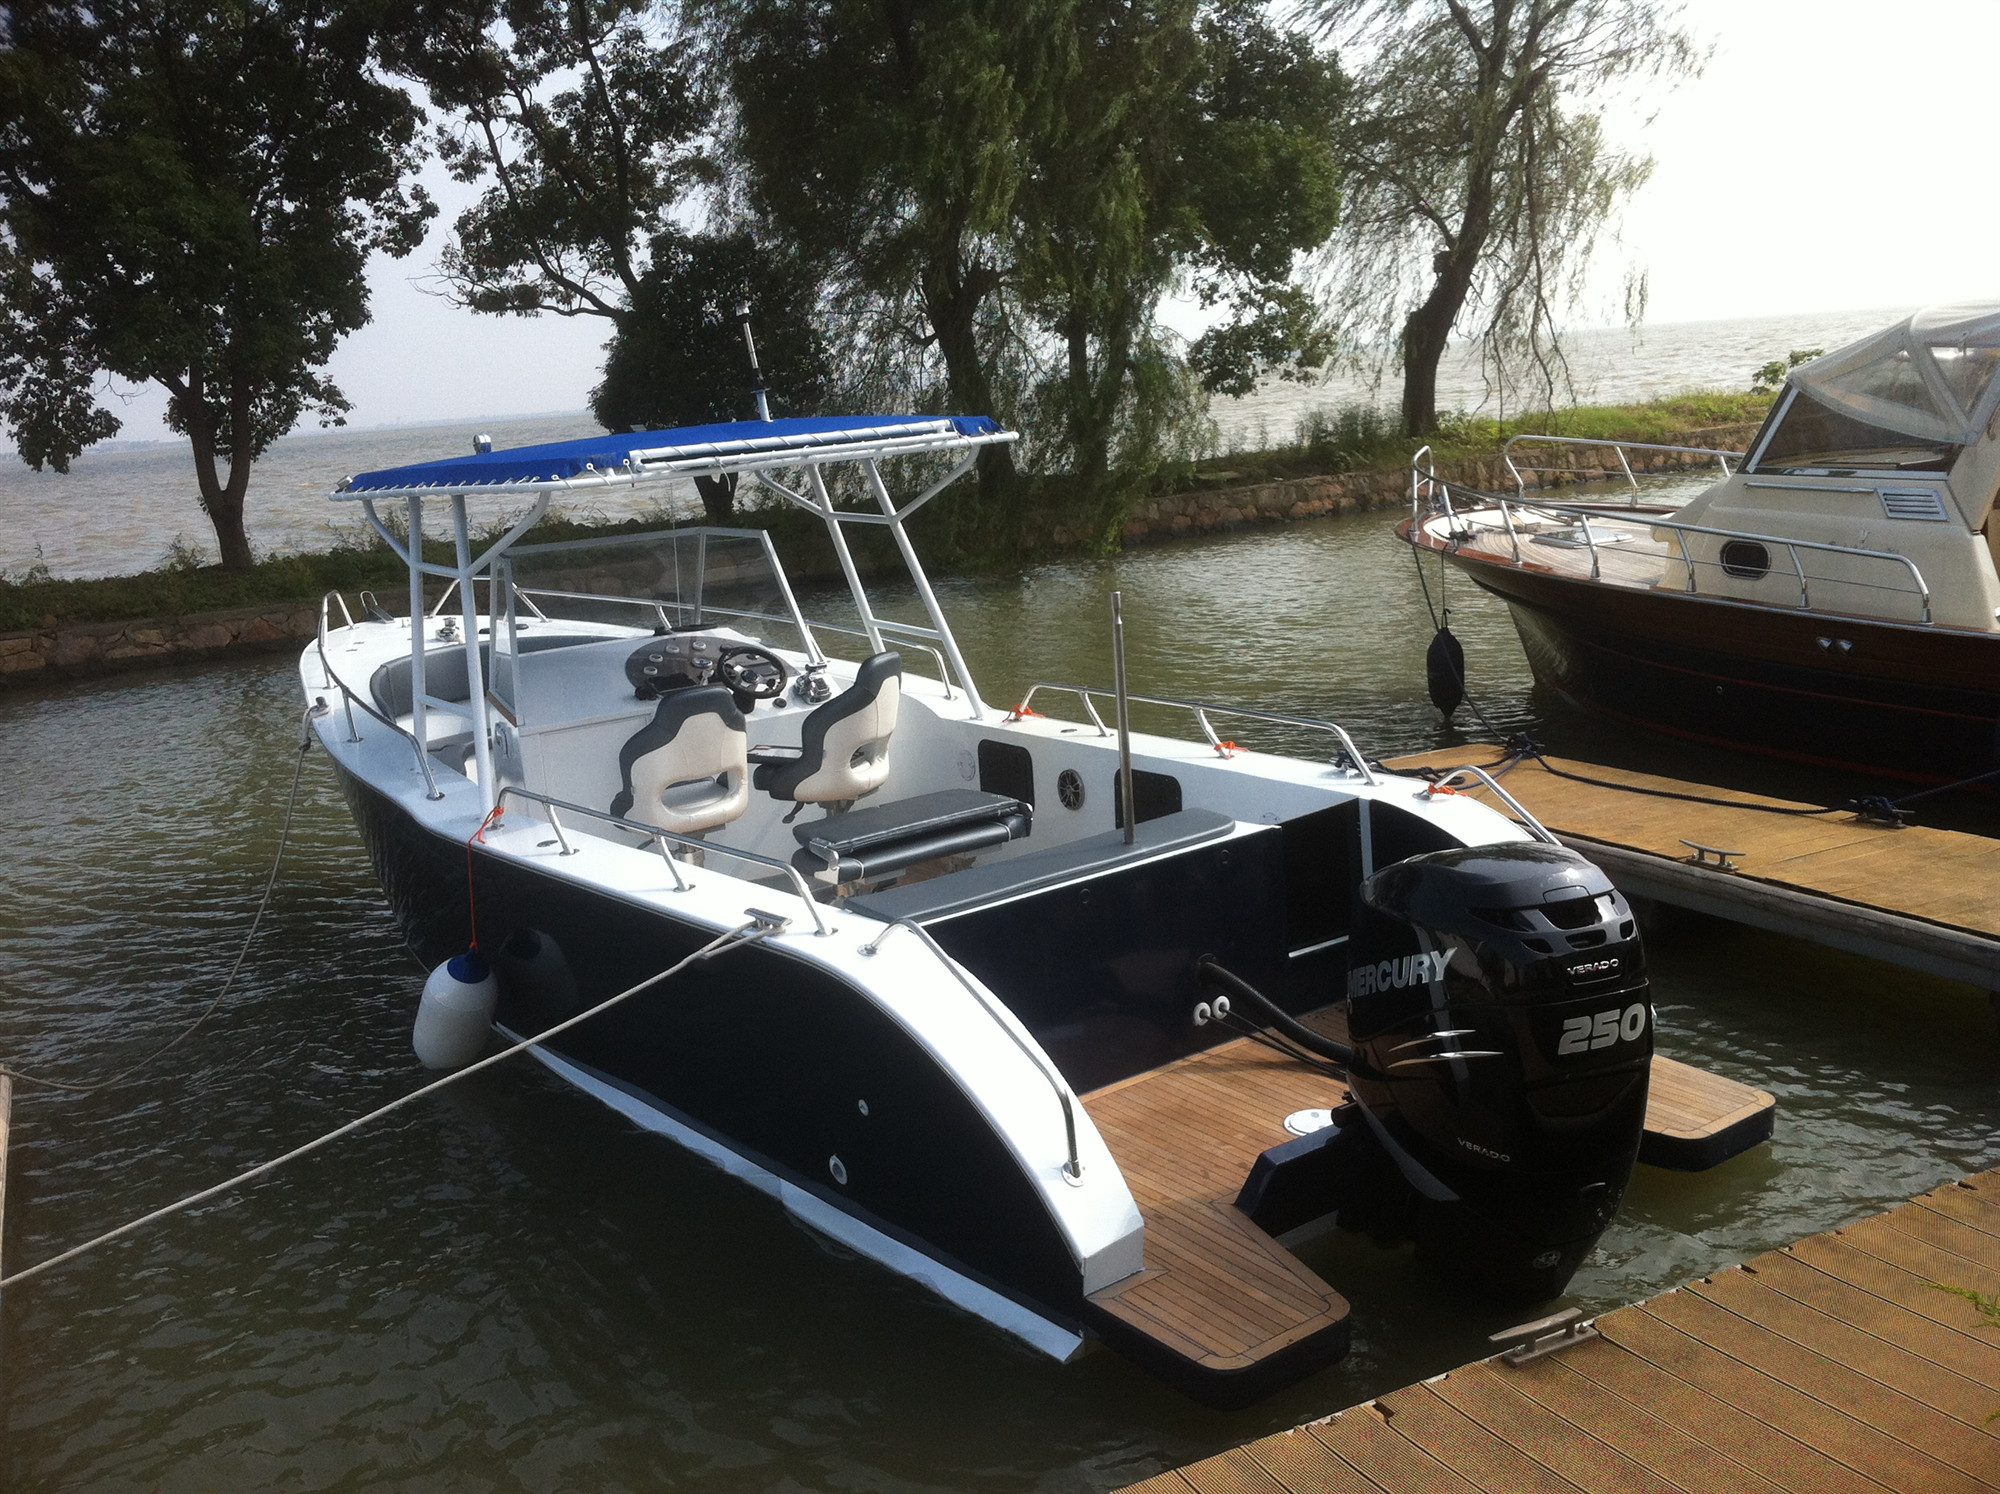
[{"left": 413, "top": 950, "right": 499, "bottom": 1069}]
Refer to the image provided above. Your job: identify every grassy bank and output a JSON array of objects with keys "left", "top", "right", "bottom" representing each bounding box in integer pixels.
[{"left": 0, "top": 390, "right": 1772, "bottom": 634}]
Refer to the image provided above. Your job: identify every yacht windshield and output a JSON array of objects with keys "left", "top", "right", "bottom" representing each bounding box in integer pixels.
[{"left": 1751, "top": 387, "right": 1959, "bottom": 474}]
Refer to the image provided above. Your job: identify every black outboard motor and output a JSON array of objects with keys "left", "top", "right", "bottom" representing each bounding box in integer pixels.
[{"left": 1344, "top": 842, "right": 1650, "bottom": 1302}]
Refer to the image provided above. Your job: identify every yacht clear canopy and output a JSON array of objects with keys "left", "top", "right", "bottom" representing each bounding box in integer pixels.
[{"left": 1787, "top": 302, "right": 2000, "bottom": 447}]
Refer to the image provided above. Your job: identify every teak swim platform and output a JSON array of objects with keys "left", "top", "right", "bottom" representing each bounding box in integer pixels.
[
  {"left": 1077, "top": 1015, "right": 1772, "bottom": 1402},
  {"left": 1125, "top": 1164, "right": 2000, "bottom": 1494},
  {"left": 1383, "top": 746, "right": 2000, "bottom": 992}
]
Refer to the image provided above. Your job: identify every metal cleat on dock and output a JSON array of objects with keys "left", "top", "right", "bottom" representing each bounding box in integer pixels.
[
  {"left": 1678, "top": 838, "right": 1743, "bottom": 871},
  {"left": 1488, "top": 1306, "right": 1598, "bottom": 1365}
]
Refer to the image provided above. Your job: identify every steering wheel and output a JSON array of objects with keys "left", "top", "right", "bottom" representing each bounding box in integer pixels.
[{"left": 716, "top": 645, "right": 788, "bottom": 703}]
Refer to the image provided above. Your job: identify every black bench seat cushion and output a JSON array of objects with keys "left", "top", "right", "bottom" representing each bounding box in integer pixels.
[
  {"left": 791, "top": 788, "right": 1031, "bottom": 884},
  {"left": 848, "top": 807, "right": 1237, "bottom": 924}
]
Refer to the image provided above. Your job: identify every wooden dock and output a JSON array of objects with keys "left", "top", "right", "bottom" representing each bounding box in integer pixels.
[
  {"left": 1384, "top": 747, "right": 2000, "bottom": 991},
  {"left": 1078, "top": 1019, "right": 1773, "bottom": 1405},
  {"left": 1125, "top": 1164, "right": 2000, "bottom": 1494}
]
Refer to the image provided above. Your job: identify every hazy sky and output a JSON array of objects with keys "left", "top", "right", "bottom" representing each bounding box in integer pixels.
[{"left": 86, "top": 0, "right": 2000, "bottom": 442}]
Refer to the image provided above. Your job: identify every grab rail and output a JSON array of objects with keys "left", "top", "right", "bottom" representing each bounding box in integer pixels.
[
  {"left": 1500, "top": 434, "right": 1742, "bottom": 503},
  {"left": 493, "top": 786, "right": 832, "bottom": 936},
  {"left": 1427, "top": 764, "right": 1560, "bottom": 845},
  {"left": 858, "top": 918, "right": 1082, "bottom": 1182},
  {"left": 1008, "top": 682, "right": 1379, "bottom": 785},
  {"left": 318, "top": 591, "right": 445, "bottom": 800}
]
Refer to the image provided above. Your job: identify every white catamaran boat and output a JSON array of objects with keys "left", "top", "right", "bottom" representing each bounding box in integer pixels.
[{"left": 302, "top": 413, "right": 1657, "bottom": 1404}]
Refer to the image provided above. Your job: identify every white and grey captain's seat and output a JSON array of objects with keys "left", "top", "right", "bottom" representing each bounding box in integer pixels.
[
  {"left": 750, "top": 651, "right": 902, "bottom": 806},
  {"left": 609, "top": 685, "right": 751, "bottom": 836}
]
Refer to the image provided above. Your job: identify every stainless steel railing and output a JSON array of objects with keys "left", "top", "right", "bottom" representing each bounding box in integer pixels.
[
  {"left": 858, "top": 918, "right": 1083, "bottom": 1182},
  {"left": 1408, "top": 454, "right": 1935, "bottom": 624},
  {"left": 493, "top": 785, "right": 833, "bottom": 936},
  {"left": 317, "top": 590, "right": 445, "bottom": 800},
  {"left": 1452, "top": 498, "right": 1934, "bottom": 623},
  {"left": 1424, "top": 764, "right": 1560, "bottom": 845},
  {"left": 1007, "top": 682, "right": 1380, "bottom": 785},
  {"left": 1500, "top": 433, "right": 1740, "bottom": 502}
]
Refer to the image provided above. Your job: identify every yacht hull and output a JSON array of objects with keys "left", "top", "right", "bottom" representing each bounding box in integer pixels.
[
  {"left": 1419, "top": 533, "right": 2000, "bottom": 786},
  {"left": 331, "top": 760, "right": 1092, "bottom": 1348}
]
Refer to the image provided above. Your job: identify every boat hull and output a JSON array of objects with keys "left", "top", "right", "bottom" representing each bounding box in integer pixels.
[
  {"left": 1416, "top": 528, "right": 2000, "bottom": 786},
  {"left": 332, "top": 760, "right": 1091, "bottom": 1344}
]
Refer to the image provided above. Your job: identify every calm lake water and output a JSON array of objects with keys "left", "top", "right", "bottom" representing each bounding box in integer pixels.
[
  {"left": 4, "top": 502, "right": 1997, "bottom": 1491},
  {"left": 0, "top": 306, "right": 1905, "bottom": 580}
]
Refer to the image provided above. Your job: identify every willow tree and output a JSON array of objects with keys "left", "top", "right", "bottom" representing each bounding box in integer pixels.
[
  {"left": 0, "top": 0, "right": 433, "bottom": 569},
  {"left": 1312, "top": 0, "right": 1704, "bottom": 435}
]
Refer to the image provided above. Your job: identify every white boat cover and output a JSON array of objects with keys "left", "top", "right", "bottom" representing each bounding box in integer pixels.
[{"left": 1788, "top": 302, "right": 2000, "bottom": 448}]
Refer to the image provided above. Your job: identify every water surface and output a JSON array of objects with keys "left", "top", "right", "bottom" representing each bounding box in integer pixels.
[{"left": 3, "top": 506, "right": 1996, "bottom": 1491}]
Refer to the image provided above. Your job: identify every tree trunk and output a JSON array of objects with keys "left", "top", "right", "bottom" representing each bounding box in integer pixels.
[
  {"left": 1402, "top": 175, "right": 1500, "bottom": 436},
  {"left": 1400, "top": 289, "right": 1457, "bottom": 437},
  {"left": 181, "top": 373, "right": 257, "bottom": 570},
  {"left": 921, "top": 260, "right": 1017, "bottom": 506},
  {"left": 693, "top": 473, "right": 736, "bottom": 525}
]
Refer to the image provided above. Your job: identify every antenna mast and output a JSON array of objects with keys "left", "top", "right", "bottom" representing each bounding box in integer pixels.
[{"left": 735, "top": 302, "right": 772, "bottom": 422}]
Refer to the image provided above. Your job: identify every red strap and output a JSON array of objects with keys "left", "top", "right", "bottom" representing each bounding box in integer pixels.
[{"left": 465, "top": 805, "right": 505, "bottom": 950}]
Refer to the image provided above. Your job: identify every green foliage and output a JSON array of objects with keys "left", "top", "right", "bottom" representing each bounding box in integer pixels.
[
  {"left": 1751, "top": 347, "right": 1824, "bottom": 395},
  {"left": 408, "top": 0, "right": 717, "bottom": 322},
  {"left": 1312, "top": 0, "right": 1708, "bottom": 434},
  {"left": 0, "top": 1, "right": 435, "bottom": 569},
  {"left": 591, "top": 229, "right": 830, "bottom": 431},
  {"left": 1294, "top": 402, "right": 1400, "bottom": 471},
  {"left": 712, "top": 0, "right": 1343, "bottom": 522},
  {"left": 158, "top": 534, "right": 212, "bottom": 575}
]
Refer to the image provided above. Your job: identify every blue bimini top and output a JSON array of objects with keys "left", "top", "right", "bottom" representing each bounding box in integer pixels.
[{"left": 335, "top": 415, "right": 1008, "bottom": 497}]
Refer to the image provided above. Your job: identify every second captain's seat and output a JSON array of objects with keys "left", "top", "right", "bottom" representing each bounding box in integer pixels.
[
  {"left": 610, "top": 686, "right": 750, "bottom": 836},
  {"left": 751, "top": 651, "right": 902, "bottom": 808}
]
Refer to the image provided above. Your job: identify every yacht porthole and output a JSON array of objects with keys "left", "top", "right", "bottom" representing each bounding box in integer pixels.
[
  {"left": 857, "top": 1099, "right": 870, "bottom": 1117},
  {"left": 829, "top": 1155, "right": 848, "bottom": 1185},
  {"left": 1057, "top": 769, "right": 1085, "bottom": 810},
  {"left": 1719, "top": 540, "right": 1771, "bottom": 579}
]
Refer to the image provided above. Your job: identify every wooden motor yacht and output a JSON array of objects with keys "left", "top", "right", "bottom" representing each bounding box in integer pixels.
[{"left": 1403, "top": 303, "right": 2000, "bottom": 786}]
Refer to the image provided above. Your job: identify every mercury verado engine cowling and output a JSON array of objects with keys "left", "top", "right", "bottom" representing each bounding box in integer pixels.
[{"left": 1344, "top": 841, "right": 1650, "bottom": 1302}]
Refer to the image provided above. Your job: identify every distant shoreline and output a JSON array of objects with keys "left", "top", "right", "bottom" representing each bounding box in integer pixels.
[{"left": 0, "top": 391, "right": 1768, "bottom": 688}]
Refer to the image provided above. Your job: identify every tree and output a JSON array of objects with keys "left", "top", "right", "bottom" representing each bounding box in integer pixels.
[
  {"left": 406, "top": 0, "right": 825, "bottom": 521},
  {"left": 1311, "top": 0, "right": 1705, "bottom": 435},
  {"left": 591, "top": 227, "right": 830, "bottom": 521},
  {"left": 712, "top": 0, "right": 1342, "bottom": 511},
  {"left": 711, "top": 0, "right": 1042, "bottom": 504},
  {"left": 1014, "top": 0, "right": 1344, "bottom": 489},
  {"left": 0, "top": 1, "right": 434, "bottom": 570}
]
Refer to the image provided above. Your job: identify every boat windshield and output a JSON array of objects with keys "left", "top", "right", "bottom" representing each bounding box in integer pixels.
[
  {"left": 1751, "top": 386, "right": 1960, "bottom": 474},
  {"left": 500, "top": 526, "right": 813, "bottom": 648}
]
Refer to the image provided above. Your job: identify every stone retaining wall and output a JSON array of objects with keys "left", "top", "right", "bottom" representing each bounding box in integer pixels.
[
  {"left": 0, "top": 423, "right": 1758, "bottom": 690},
  {"left": 0, "top": 601, "right": 322, "bottom": 687}
]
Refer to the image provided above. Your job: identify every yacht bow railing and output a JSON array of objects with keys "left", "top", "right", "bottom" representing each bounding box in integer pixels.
[
  {"left": 1007, "top": 683, "right": 1379, "bottom": 784},
  {"left": 1500, "top": 433, "right": 1741, "bottom": 502},
  {"left": 1409, "top": 475, "right": 1935, "bottom": 624},
  {"left": 493, "top": 785, "right": 833, "bottom": 936},
  {"left": 316, "top": 590, "right": 445, "bottom": 800}
]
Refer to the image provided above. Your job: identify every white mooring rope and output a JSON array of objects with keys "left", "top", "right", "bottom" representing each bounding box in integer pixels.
[{"left": 0, "top": 919, "right": 769, "bottom": 1291}]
